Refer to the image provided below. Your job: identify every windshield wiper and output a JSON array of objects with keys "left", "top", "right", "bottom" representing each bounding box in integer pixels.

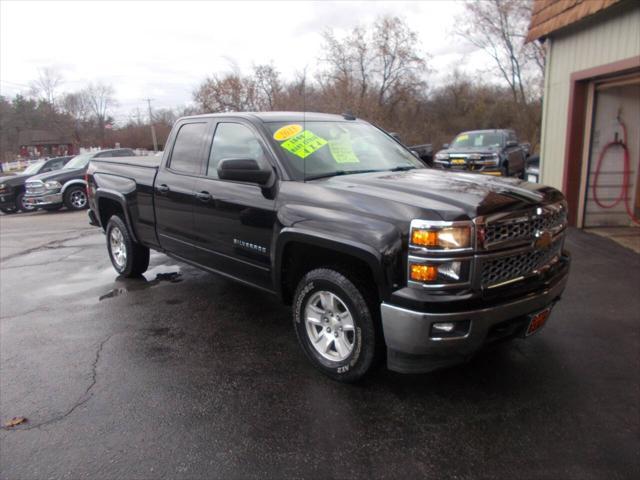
[
  {"left": 305, "top": 169, "right": 383, "bottom": 181},
  {"left": 388, "top": 165, "right": 417, "bottom": 172}
]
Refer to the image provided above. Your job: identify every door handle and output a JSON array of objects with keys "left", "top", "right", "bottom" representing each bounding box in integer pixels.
[
  {"left": 157, "top": 184, "right": 170, "bottom": 194},
  {"left": 195, "top": 191, "right": 212, "bottom": 202}
]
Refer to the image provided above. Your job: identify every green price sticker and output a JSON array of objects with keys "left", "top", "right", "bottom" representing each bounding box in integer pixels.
[
  {"left": 281, "top": 130, "right": 327, "bottom": 159},
  {"left": 329, "top": 139, "right": 359, "bottom": 164}
]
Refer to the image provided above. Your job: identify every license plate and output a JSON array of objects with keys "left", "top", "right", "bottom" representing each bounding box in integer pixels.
[
  {"left": 526, "top": 307, "right": 552, "bottom": 336},
  {"left": 451, "top": 158, "right": 466, "bottom": 165}
]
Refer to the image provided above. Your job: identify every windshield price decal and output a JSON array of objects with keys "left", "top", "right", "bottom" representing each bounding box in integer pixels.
[
  {"left": 273, "top": 124, "right": 303, "bottom": 141},
  {"left": 280, "top": 130, "right": 327, "bottom": 159},
  {"left": 328, "top": 139, "right": 359, "bottom": 164}
]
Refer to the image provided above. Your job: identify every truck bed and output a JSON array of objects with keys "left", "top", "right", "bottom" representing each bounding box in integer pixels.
[{"left": 91, "top": 155, "right": 161, "bottom": 169}]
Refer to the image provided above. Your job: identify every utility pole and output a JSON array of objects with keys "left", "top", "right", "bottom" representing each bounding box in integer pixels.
[{"left": 145, "top": 98, "right": 158, "bottom": 152}]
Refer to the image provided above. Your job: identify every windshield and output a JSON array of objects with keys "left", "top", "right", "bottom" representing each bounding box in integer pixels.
[
  {"left": 266, "top": 121, "right": 424, "bottom": 180},
  {"left": 63, "top": 153, "right": 93, "bottom": 169},
  {"left": 23, "top": 160, "right": 45, "bottom": 175},
  {"left": 451, "top": 132, "right": 503, "bottom": 149}
]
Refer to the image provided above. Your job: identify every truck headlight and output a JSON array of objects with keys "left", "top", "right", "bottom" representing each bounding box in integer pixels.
[
  {"left": 410, "top": 220, "right": 472, "bottom": 250},
  {"left": 409, "top": 260, "right": 468, "bottom": 285},
  {"left": 44, "top": 181, "right": 62, "bottom": 191}
]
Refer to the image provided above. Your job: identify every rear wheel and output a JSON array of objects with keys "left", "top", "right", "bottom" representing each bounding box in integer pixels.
[
  {"left": 106, "top": 215, "right": 149, "bottom": 277},
  {"left": 293, "top": 268, "right": 378, "bottom": 383},
  {"left": 64, "top": 186, "right": 88, "bottom": 210}
]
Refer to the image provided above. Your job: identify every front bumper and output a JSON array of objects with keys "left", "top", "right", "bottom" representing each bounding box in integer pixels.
[
  {"left": 381, "top": 267, "right": 569, "bottom": 373},
  {"left": 23, "top": 192, "right": 62, "bottom": 207}
]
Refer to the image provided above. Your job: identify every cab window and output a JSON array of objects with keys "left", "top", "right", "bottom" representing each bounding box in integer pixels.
[
  {"left": 169, "top": 122, "right": 208, "bottom": 175},
  {"left": 206, "top": 123, "right": 267, "bottom": 179}
]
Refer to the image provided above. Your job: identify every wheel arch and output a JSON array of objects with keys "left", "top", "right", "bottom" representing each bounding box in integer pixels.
[
  {"left": 95, "top": 189, "right": 139, "bottom": 243},
  {"left": 275, "top": 228, "right": 388, "bottom": 305},
  {"left": 61, "top": 179, "right": 87, "bottom": 195}
]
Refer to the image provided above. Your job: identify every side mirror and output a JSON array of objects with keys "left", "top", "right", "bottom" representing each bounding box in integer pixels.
[
  {"left": 218, "top": 158, "right": 271, "bottom": 185},
  {"left": 410, "top": 149, "right": 421, "bottom": 159},
  {"left": 442, "top": 143, "right": 449, "bottom": 149}
]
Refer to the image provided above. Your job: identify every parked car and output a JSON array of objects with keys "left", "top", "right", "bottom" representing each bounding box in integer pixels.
[
  {"left": 24, "top": 149, "right": 135, "bottom": 211},
  {"left": 408, "top": 143, "right": 433, "bottom": 166},
  {"left": 0, "top": 156, "right": 73, "bottom": 213},
  {"left": 87, "top": 112, "right": 570, "bottom": 383},
  {"left": 434, "top": 129, "right": 528, "bottom": 177}
]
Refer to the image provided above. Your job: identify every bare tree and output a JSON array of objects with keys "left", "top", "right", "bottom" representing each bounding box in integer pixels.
[
  {"left": 29, "top": 67, "right": 64, "bottom": 106},
  {"left": 193, "top": 73, "right": 258, "bottom": 112},
  {"left": 253, "top": 64, "right": 282, "bottom": 110},
  {"left": 456, "top": 0, "right": 542, "bottom": 104},
  {"left": 82, "top": 83, "right": 117, "bottom": 143}
]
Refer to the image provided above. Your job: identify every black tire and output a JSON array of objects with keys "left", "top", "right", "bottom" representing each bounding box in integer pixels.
[
  {"left": 293, "top": 268, "right": 378, "bottom": 383},
  {"left": 501, "top": 164, "right": 509, "bottom": 177},
  {"left": 1, "top": 206, "right": 17, "bottom": 214},
  {"left": 16, "top": 192, "right": 34, "bottom": 212},
  {"left": 63, "top": 185, "right": 88, "bottom": 210},
  {"left": 106, "top": 215, "right": 150, "bottom": 277},
  {"left": 43, "top": 204, "right": 63, "bottom": 212}
]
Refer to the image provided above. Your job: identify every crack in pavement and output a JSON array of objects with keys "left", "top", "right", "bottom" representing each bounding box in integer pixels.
[
  {"left": 1, "top": 230, "right": 98, "bottom": 262},
  {"left": 1, "top": 248, "right": 85, "bottom": 270},
  {"left": 2, "top": 333, "right": 115, "bottom": 432}
]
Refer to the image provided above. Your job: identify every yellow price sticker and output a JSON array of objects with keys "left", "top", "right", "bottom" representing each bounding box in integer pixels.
[
  {"left": 280, "top": 130, "right": 327, "bottom": 159},
  {"left": 456, "top": 134, "right": 469, "bottom": 142},
  {"left": 273, "top": 124, "right": 303, "bottom": 141},
  {"left": 329, "top": 139, "right": 359, "bottom": 164}
]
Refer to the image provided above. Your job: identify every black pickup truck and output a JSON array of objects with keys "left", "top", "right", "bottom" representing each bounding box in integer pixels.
[
  {"left": 434, "top": 129, "right": 528, "bottom": 177},
  {"left": 87, "top": 112, "right": 570, "bottom": 382}
]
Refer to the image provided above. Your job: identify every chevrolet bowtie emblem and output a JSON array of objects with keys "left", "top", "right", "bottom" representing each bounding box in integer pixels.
[{"left": 534, "top": 230, "right": 552, "bottom": 249}]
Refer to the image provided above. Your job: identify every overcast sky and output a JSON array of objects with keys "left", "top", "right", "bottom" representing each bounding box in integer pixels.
[{"left": 1, "top": 0, "right": 492, "bottom": 124}]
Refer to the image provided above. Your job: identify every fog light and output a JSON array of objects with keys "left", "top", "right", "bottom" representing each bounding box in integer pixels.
[
  {"left": 430, "top": 320, "right": 471, "bottom": 339},
  {"left": 432, "top": 322, "right": 455, "bottom": 333}
]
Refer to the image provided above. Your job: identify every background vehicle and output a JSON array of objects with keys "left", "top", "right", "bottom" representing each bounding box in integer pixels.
[
  {"left": 24, "top": 149, "right": 134, "bottom": 211},
  {"left": 0, "top": 156, "right": 72, "bottom": 213},
  {"left": 525, "top": 154, "right": 540, "bottom": 183},
  {"left": 87, "top": 112, "right": 569, "bottom": 382},
  {"left": 434, "top": 129, "right": 528, "bottom": 177}
]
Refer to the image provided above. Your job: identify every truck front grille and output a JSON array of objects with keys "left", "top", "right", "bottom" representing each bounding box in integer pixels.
[
  {"left": 26, "top": 181, "right": 45, "bottom": 195},
  {"left": 481, "top": 239, "right": 562, "bottom": 287},
  {"left": 483, "top": 204, "right": 567, "bottom": 248}
]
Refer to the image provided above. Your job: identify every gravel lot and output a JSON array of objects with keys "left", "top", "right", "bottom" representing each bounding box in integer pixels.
[{"left": 1, "top": 210, "right": 638, "bottom": 479}]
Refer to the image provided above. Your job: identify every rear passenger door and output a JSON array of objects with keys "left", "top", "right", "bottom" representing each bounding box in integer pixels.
[
  {"left": 191, "top": 120, "right": 277, "bottom": 290},
  {"left": 154, "top": 120, "right": 212, "bottom": 259}
]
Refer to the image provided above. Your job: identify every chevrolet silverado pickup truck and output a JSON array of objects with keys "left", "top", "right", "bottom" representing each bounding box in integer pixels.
[
  {"left": 87, "top": 112, "right": 570, "bottom": 382},
  {"left": 434, "top": 129, "right": 527, "bottom": 177}
]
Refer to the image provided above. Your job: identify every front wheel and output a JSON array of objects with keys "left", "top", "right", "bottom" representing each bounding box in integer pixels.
[
  {"left": 293, "top": 268, "right": 378, "bottom": 383},
  {"left": 106, "top": 215, "right": 150, "bottom": 277},
  {"left": 0, "top": 206, "right": 17, "bottom": 214},
  {"left": 16, "top": 192, "right": 35, "bottom": 212},
  {"left": 64, "top": 186, "right": 88, "bottom": 210}
]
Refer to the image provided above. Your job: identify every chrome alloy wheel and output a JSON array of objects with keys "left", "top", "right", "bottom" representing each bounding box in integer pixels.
[
  {"left": 71, "top": 190, "right": 87, "bottom": 209},
  {"left": 304, "top": 291, "right": 356, "bottom": 361},
  {"left": 109, "top": 226, "right": 127, "bottom": 268}
]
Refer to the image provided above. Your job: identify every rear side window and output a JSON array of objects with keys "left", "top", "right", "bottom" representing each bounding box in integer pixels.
[
  {"left": 170, "top": 123, "right": 208, "bottom": 174},
  {"left": 207, "top": 123, "right": 267, "bottom": 178}
]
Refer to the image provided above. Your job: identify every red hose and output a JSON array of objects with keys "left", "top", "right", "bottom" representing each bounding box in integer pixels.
[{"left": 591, "top": 119, "right": 640, "bottom": 225}]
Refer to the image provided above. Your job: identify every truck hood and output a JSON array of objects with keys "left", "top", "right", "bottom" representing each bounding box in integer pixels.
[
  {"left": 310, "top": 169, "right": 561, "bottom": 220},
  {"left": 27, "top": 168, "right": 84, "bottom": 184},
  {"left": 437, "top": 146, "right": 501, "bottom": 156},
  {"left": 0, "top": 173, "right": 31, "bottom": 188}
]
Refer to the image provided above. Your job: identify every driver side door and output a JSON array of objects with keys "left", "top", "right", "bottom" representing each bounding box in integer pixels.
[{"left": 191, "top": 120, "right": 277, "bottom": 290}]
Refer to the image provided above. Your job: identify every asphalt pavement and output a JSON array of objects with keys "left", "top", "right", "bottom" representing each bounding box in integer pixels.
[{"left": 1, "top": 210, "right": 638, "bottom": 479}]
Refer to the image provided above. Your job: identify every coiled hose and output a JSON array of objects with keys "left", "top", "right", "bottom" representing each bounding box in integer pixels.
[{"left": 591, "top": 117, "right": 640, "bottom": 225}]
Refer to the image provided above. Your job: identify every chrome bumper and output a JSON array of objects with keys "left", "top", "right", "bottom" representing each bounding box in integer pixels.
[
  {"left": 23, "top": 193, "right": 62, "bottom": 206},
  {"left": 381, "top": 271, "right": 569, "bottom": 373}
]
